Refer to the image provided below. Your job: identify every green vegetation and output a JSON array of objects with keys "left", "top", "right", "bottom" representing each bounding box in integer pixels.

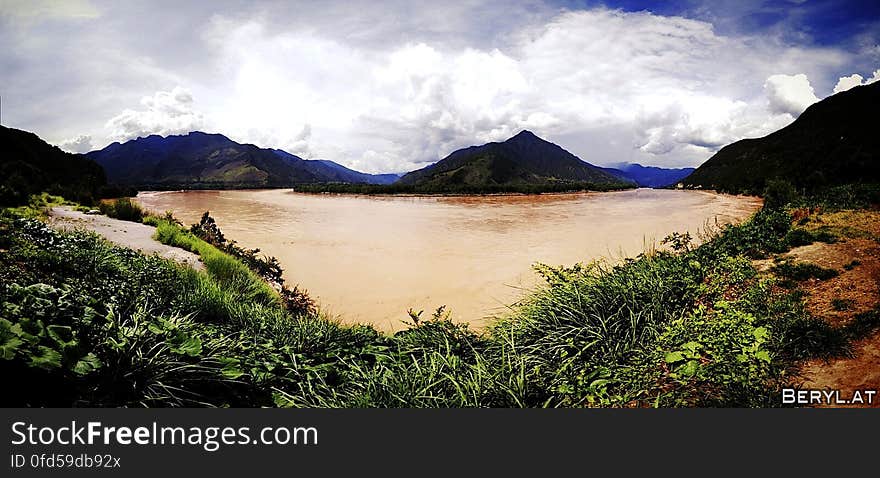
[
  {"left": 682, "top": 82, "right": 880, "bottom": 195},
  {"left": 0, "top": 126, "right": 133, "bottom": 206},
  {"left": 4, "top": 193, "right": 82, "bottom": 219},
  {"left": 99, "top": 197, "right": 146, "bottom": 222},
  {"left": 152, "top": 219, "right": 281, "bottom": 309},
  {"left": 0, "top": 210, "right": 385, "bottom": 406},
  {"left": 396, "top": 130, "right": 630, "bottom": 191},
  {"left": 772, "top": 261, "right": 839, "bottom": 282},
  {"left": 151, "top": 212, "right": 314, "bottom": 315},
  {"left": 5, "top": 187, "right": 877, "bottom": 408},
  {"left": 784, "top": 227, "right": 837, "bottom": 247}
]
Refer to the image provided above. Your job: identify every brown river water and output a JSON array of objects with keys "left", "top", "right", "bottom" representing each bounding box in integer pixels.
[{"left": 135, "top": 189, "right": 761, "bottom": 331}]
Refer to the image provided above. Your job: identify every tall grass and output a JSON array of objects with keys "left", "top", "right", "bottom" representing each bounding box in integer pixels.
[
  {"left": 98, "top": 197, "right": 145, "bottom": 222},
  {"left": 152, "top": 219, "right": 280, "bottom": 311}
]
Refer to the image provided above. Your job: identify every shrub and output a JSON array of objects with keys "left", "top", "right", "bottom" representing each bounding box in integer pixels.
[
  {"left": 98, "top": 197, "right": 144, "bottom": 222},
  {"left": 784, "top": 228, "right": 837, "bottom": 247},
  {"left": 698, "top": 208, "right": 792, "bottom": 259},
  {"left": 763, "top": 179, "right": 798, "bottom": 210},
  {"left": 772, "top": 261, "right": 839, "bottom": 281}
]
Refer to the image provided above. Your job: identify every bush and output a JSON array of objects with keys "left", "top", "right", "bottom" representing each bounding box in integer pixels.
[
  {"left": 698, "top": 207, "right": 793, "bottom": 259},
  {"left": 763, "top": 179, "right": 798, "bottom": 210},
  {"left": 98, "top": 198, "right": 144, "bottom": 222},
  {"left": 784, "top": 228, "right": 837, "bottom": 247},
  {"left": 772, "top": 261, "right": 839, "bottom": 281}
]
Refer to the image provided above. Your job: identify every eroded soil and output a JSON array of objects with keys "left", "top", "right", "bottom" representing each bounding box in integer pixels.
[{"left": 766, "top": 210, "right": 880, "bottom": 407}]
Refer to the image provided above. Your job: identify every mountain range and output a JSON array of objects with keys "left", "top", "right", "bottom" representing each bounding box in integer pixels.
[
  {"left": 397, "top": 130, "right": 628, "bottom": 189},
  {"left": 683, "top": 81, "right": 880, "bottom": 193},
  {"left": 86, "top": 132, "right": 398, "bottom": 188},
  {"left": 601, "top": 163, "right": 695, "bottom": 188}
]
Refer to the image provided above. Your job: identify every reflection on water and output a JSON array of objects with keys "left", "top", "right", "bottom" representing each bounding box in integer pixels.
[{"left": 136, "top": 189, "right": 762, "bottom": 331}]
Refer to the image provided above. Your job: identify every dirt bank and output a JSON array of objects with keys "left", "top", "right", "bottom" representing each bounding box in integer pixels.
[
  {"left": 48, "top": 207, "right": 204, "bottom": 271},
  {"left": 769, "top": 209, "right": 880, "bottom": 407}
]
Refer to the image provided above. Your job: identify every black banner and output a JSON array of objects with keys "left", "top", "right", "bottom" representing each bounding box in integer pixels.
[{"left": 1, "top": 408, "right": 876, "bottom": 476}]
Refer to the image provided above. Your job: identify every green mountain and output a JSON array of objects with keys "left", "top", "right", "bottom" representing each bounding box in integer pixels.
[
  {"left": 397, "top": 130, "right": 629, "bottom": 189},
  {"left": 683, "top": 81, "right": 880, "bottom": 194},
  {"left": 0, "top": 125, "right": 108, "bottom": 205},
  {"left": 87, "top": 132, "right": 397, "bottom": 188}
]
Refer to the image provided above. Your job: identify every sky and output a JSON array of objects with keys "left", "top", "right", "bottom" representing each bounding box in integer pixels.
[{"left": 1, "top": 0, "right": 878, "bottom": 172}]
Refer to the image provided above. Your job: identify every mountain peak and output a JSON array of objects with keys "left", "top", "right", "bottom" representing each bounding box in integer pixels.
[
  {"left": 508, "top": 130, "right": 539, "bottom": 141},
  {"left": 398, "top": 129, "right": 625, "bottom": 188}
]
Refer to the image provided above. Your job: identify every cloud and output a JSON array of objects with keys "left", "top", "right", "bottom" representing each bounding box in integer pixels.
[
  {"left": 196, "top": 9, "right": 852, "bottom": 171},
  {"left": 764, "top": 73, "right": 820, "bottom": 116},
  {"left": 57, "top": 134, "right": 93, "bottom": 153},
  {"left": 0, "top": 0, "right": 99, "bottom": 20},
  {"left": 833, "top": 69, "right": 880, "bottom": 93},
  {"left": 2, "top": 3, "right": 865, "bottom": 170},
  {"left": 105, "top": 87, "right": 205, "bottom": 141},
  {"left": 108, "top": 9, "right": 852, "bottom": 170},
  {"left": 286, "top": 123, "right": 312, "bottom": 157}
]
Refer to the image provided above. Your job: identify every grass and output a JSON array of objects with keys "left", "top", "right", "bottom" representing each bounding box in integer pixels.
[
  {"left": 151, "top": 219, "right": 280, "bottom": 310},
  {"left": 2, "top": 192, "right": 879, "bottom": 407},
  {"left": 5, "top": 193, "right": 77, "bottom": 219},
  {"left": 772, "top": 261, "right": 839, "bottom": 282},
  {"left": 0, "top": 213, "right": 381, "bottom": 406},
  {"left": 98, "top": 197, "right": 145, "bottom": 222}
]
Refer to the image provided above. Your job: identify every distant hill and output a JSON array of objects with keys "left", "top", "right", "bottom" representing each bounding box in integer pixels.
[
  {"left": 271, "top": 150, "right": 399, "bottom": 185},
  {"left": 600, "top": 163, "right": 695, "bottom": 188},
  {"left": 0, "top": 125, "right": 108, "bottom": 205},
  {"left": 87, "top": 132, "right": 397, "bottom": 188},
  {"left": 397, "top": 130, "right": 629, "bottom": 190},
  {"left": 683, "top": 81, "right": 880, "bottom": 194}
]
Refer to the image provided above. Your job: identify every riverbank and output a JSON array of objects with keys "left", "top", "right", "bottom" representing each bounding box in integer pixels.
[
  {"left": 763, "top": 209, "right": 880, "bottom": 407},
  {"left": 3, "top": 189, "right": 877, "bottom": 407},
  {"left": 48, "top": 206, "right": 204, "bottom": 271},
  {"left": 290, "top": 180, "right": 635, "bottom": 195}
]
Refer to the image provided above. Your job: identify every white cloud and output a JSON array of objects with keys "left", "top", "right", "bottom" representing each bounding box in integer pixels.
[
  {"left": 105, "top": 87, "right": 205, "bottom": 141},
  {"left": 833, "top": 69, "right": 880, "bottom": 93},
  {"left": 57, "top": 134, "right": 93, "bottom": 153},
  {"left": 105, "top": 9, "right": 852, "bottom": 170},
  {"left": 764, "top": 73, "right": 820, "bottom": 116},
  {"left": 192, "top": 9, "right": 853, "bottom": 170},
  {"left": 7, "top": 4, "right": 861, "bottom": 171},
  {"left": 0, "top": 0, "right": 99, "bottom": 20},
  {"left": 834, "top": 73, "right": 866, "bottom": 93}
]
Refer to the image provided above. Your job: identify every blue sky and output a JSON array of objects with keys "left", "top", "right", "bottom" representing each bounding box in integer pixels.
[
  {"left": 1, "top": 0, "right": 878, "bottom": 171},
  {"left": 585, "top": 0, "right": 880, "bottom": 45}
]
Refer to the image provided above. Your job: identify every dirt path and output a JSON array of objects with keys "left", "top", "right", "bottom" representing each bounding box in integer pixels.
[
  {"left": 768, "top": 209, "right": 880, "bottom": 407},
  {"left": 48, "top": 207, "right": 204, "bottom": 271}
]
